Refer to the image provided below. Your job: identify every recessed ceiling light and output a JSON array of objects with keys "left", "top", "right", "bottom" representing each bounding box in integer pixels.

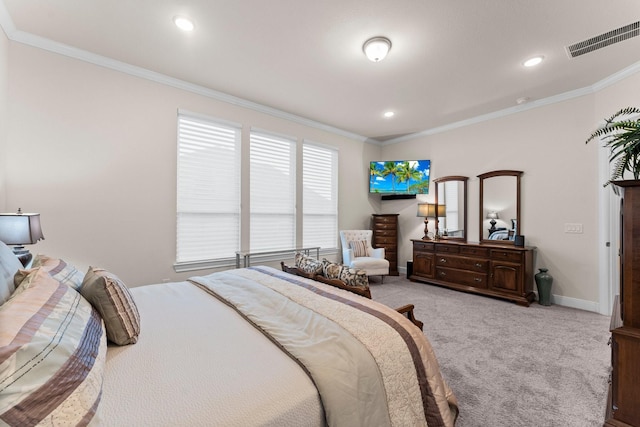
[
  {"left": 516, "top": 97, "right": 530, "bottom": 105},
  {"left": 174, "top": 16, "right": 195, "bottom": 32},
  {"left": 523, "top": 56, "right": 544, "bottom": 67},
  {"left": 383, "top": 111, "right": 395, "bottom": 118}
]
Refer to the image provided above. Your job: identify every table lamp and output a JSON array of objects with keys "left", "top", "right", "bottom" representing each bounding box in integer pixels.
[{"left": 0, "top": 208, "right": 45, "bottom": 266}]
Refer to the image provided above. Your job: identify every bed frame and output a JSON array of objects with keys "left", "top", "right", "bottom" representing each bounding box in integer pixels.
[{"left": 280, "top": 262, "right": 423, "bottom": 330}]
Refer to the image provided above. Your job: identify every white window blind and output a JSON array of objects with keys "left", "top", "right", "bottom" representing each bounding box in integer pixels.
[
  {"left": 303, "top": 142, "right": 338, "bottom": 249},
  {"left": 250, "top": 130, "right": 296, "bottom": 251},
  {"left": 176, "top": 112, "right": 241, "bottom": 263}
]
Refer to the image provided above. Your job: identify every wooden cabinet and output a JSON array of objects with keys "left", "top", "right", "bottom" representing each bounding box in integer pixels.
[
  {"left": 372, "top": 214, "right": 399, "bottom": 276},
  {"left": 605, "top": 181, "right": 640, "bottom": 427},
  {"left": 410, "top": 239, "right": 535, "bottom": 306}
]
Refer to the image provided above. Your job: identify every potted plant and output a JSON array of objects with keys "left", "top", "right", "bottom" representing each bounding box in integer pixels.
[{"left": 586, "top": 107, "right": 640, "bottom": 189}]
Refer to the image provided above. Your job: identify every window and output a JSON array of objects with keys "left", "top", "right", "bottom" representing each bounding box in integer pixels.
[
  {"left": 303, "top": 142, "right": 338, "bottom": 249},
  {"left": 176, "top": 112, "right": 241, "bottom": 264},
  {"left": 250, "top": 130, "right": 296, "bottom": 251}
]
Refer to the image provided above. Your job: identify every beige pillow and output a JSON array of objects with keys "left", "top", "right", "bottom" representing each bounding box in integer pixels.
[
  {"left": 81, "top": 267, "right": 140, "bottom": 345},
  {"left": 349, "top": 240, "right": 369, "bottom": 257}
]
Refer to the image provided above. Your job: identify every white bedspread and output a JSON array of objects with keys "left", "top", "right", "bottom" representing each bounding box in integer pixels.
[{"left": 98, "top": 281, "right": 324, "bottom": 427}]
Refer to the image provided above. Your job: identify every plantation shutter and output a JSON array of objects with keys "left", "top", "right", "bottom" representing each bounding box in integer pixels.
[
  {"left": 176, "top": 112, "right": 241, "bottom": 263},
  {"left": 303, "top": 142, "right": 338, "bottom": 249},
  {"left": 250, "top": 130, "right": 296, "bottom": 251}
]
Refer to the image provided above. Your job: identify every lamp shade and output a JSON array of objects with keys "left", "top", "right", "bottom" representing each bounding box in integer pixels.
[
  {"left": 417, "top": 203, "right": 446, "bottom": 218},
  {"left": 487, "top": 211, "right": 499, "bottom": 220},
  {"left": 0, "top": 212, "right": 44, "bottom": 245}
]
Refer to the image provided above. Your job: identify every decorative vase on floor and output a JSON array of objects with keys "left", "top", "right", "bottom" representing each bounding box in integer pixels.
[{"left": 535, "top": 268, "right": 553, "bottom": 306}]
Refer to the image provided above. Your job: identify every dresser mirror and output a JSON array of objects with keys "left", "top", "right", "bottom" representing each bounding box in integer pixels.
[
  {"left": 478, "top": 170, "right": 522, "bottom": 245},
  {"left": 433, "top": 176, "right": 468, "bottom": 241}
]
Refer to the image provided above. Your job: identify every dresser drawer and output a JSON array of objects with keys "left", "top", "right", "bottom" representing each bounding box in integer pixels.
[
  {"left": 436, "top": 267, "right": 488, "bottom": 288},
  {"left": 459, "top": 246, "right": 490, "bottom": 257},
  {"left": 435, "top": 244, "right": 459, "bottom": 254},
  {"left": 374, "top": 229, "right": 397, "bottom": 238},
  {"left": 436, "top": 255, "right": 488, "bottom": 272},
  {"left": 490, "top": 249, "right": 522, "bottom": 263},
  {"left": 372, "top": 215, "right": 397, "bottom": 223},
  {"left": 373, "top": 222, "right": 397, "bottom": 231},
  {"left": 374, "top": 236, "right": 397, "bottom": 245},
  {"left": 414, "top": 241, "right": 435, "bottom": 252}
]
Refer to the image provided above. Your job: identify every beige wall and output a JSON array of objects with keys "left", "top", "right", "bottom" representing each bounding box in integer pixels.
[
  {"left": 378, "top": 73, "right": 640, "bottom": 311},
  {"left": 5, "top": 36, "right": 640, "bottom": 311},
  {"left": 6, "top": 43, "right": 380, "bottom": 286},
  {"left": 0, "top": 28, "right": 8, "bottom": 211}
]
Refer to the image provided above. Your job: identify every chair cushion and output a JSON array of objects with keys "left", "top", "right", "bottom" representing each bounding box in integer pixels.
[
  {"left": 349, "top": 240, "right": 369, "bottom": 257},
  {"left": 349, "top": 256, "right": 390, "bottom": 272}
]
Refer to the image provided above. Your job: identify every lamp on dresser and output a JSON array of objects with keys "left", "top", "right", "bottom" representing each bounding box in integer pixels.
[
  {"left": 417, "top": 203, "right": 446, "bottom": 240},
  {"left": 0, "top": 209, "right": 45, "bottom": 267},
  {"left": 487, "top": 211, "right": 499, "bottom": 234}
]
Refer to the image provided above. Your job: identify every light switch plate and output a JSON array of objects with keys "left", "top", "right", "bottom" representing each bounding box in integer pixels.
[{"left": 564, "top": 223, "right": 583, "bottom": 233}]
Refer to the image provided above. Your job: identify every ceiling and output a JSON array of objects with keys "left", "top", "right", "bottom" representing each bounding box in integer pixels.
[{"left": 2, "top": 0, "right": 640, "bottom": 142}]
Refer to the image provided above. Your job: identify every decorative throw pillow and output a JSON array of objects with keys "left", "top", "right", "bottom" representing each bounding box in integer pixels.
[
  {"left": 31, "top": 254, "right": 85, "bottom": 291},
  {"left": 0, "top": 241, "right": 22, "bottom": 305},
  {"left": 321, "top": 258, "right": 345, "bottom": 280},
  {"left": 349, "top": 240, "right": 370, "bottom": 257},
  {"left": 0, "top": 267, "right": 107, "bottom": 426},
  {"left": 81, "top": 267, "right": 141, "bottom": 345},
  {"left": 339, "top": 267, "right": 370, "bottom": 290},
  {"left": 294, "top": 252, "right": 323, "bottom": 275}
]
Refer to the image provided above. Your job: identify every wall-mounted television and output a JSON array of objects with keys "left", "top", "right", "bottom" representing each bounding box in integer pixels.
[{"left": 369, "top": 160, "right": 431, "bottom": 198}]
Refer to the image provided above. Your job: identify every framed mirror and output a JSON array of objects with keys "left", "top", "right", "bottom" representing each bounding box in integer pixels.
[
  {"left": 478, "top": 170, "right": 522, "bottom": 245},
  {"left": 434, "top": 176, "right": 468, "bottom": 241}
]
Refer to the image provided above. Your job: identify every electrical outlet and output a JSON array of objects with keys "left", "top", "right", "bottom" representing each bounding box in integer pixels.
[{"left": 564, "top": 223, "right": 583, "bottom": 234}]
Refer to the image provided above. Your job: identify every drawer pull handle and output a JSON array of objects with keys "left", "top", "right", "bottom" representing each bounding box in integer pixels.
[
  {"left": 474, "top": 277, "right": 482, "bottom": 282},
  {"left": 440, "top": 258, "right": 447, "bottom": 263},
  {"left": 475, "top": 263, "right": 483, "bottom": 268},
  {"left": 439, "top": 271, "right": 447, "bottom": 277}
]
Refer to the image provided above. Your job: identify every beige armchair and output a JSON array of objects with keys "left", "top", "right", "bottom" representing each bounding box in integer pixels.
[{"left": 339, "top": 230, "right": 389, "bottom": 280}]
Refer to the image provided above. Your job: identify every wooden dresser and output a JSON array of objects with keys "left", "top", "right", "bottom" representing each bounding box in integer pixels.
[
  {"left": 371, "top": 214, "right": 399, "bottom": 276},
  {"left": 410, "top": 239, "right": 535, "bottom": 306},
  {"left": 605, "top": 181, "right": 640, "bottom": 427}
]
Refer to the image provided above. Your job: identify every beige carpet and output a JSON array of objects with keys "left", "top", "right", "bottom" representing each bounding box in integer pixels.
[{"left": 369, "top": 275, "right": 611, "bottom": 427}]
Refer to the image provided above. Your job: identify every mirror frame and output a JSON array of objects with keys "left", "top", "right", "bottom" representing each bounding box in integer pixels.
[
  {"left": 433, "top": 175, "right": 468, "bottom": 242},
  {"left": 478, "top": 170, "right": 522, "bottom": 245}
]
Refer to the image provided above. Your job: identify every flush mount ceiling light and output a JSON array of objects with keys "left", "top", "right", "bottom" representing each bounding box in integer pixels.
[
  {"left": 174, "top": 16, "right": 195, "bottom": 32},
  {"left": 363, "top": 37, "right": 392, "bottom": 62},
  {"left": 523, "top": 55, "right": 544, "bottom": 67}
]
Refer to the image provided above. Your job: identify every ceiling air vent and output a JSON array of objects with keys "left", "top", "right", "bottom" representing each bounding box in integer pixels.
[{"left": 566, "top": 21, "right": 639, "bottom": 58}]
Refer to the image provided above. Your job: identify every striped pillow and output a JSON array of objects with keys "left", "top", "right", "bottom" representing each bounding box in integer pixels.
[
  {"left": 0, "top": 267, "right": 107, "bottom": 426},
  {"left": 349, "top": 240, "right": 369, "bottom": 257},
  {"left": 81, "top": 267, "right": 141, "bottom": 346},
  {"left": 31, "top": 254, "right": 85, "bottom": 291}
]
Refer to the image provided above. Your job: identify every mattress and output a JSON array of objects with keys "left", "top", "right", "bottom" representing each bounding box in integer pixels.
[{"left": 98, "top": 280, "right": 324, "bottom": 427}]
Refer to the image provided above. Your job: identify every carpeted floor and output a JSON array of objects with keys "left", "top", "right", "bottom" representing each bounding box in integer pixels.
[{"left": 369, "top": 275, "right": 611, "bottom": 427}]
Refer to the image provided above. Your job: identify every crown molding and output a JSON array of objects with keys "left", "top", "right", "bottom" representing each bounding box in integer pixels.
[
  {"left": 0, "top": 6, "right": 368, "bottom": 144},
  {"left": 383, "top": 60, "right": 640, "bottom": 145},
  {"left": 1, "top": 2, "right": 639, "bottom": 147}
]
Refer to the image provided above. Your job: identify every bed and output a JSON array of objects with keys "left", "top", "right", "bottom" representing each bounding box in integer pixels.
[{"left": 0, "top": 241, "right": 458, "bottom": 426}]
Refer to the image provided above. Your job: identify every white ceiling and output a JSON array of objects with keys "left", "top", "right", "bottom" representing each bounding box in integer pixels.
[{"left": 2, "top": 0, "right": 640, "bottom": 142}]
